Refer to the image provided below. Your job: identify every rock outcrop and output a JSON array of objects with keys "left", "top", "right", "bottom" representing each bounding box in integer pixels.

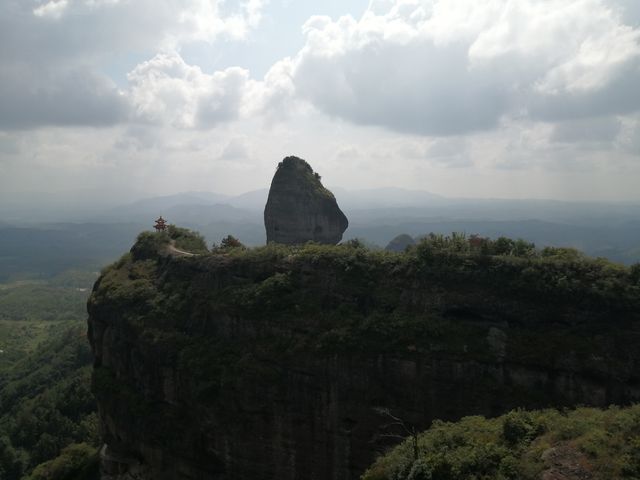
[
  {"left": 88, "top": 238, "right": 640, "bottom": 480},
  {"left": 264, "top": 156, "right": 348, "bottom": 244}
]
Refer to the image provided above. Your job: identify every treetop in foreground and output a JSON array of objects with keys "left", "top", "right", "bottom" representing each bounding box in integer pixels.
[{"left": 363, "top": 405, "right": 640, "bottom": 480}]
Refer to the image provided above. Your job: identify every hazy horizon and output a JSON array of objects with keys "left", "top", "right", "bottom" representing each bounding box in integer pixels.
[{"left": 3, "top": 184, "right": 640, "bottom": 215}]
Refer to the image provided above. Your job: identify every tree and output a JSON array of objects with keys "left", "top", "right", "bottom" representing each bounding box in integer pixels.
[
  {"left": 219, "top": 235, "right": 244, "bottom": 250},
  {"left": 512, "top": 239, "right": 536, "bottom": 257},
  {"left": 493, "top": 237, "right": 515, "bottom": 256},
  {"left": 373, "top": 408, "right": 419, "bottom": 461},
  {"left": 541, "top": 246, "right": 584, "bottom": 261},
  {"left": 344, "top": 238, "right": 365, "bottom": 249}
]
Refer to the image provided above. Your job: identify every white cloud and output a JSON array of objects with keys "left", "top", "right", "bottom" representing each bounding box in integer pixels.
[
  {"left": 33, "top": 0, "right": 69, "bottom": 19},
  {"left": 170, "top": 0, "right": 268, "bottom": 46},
  {"left": 279, "top": 0, "right": 640, "bottom": 135},
  {"left": 29, "top": 0, "right": 266, "bottom": 46},
  {"left": 244, "top": 56, "right": 301, "bottom": 122},
  {"left": 2, "top": 0, "right": 640, "bottom": 202},
  {"left": 127, "top": 52, "right": 251, "bottom": 128},
  {"left": 33, "top": 0, "right": 120, "bottom": 18},
  {"left": 0, "top": 0, "right": 267, "bottom": 130}
]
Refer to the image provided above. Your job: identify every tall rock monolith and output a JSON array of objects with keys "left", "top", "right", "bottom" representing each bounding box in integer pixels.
[{"left": 264, "top": 156, "right": 348, "bottom": 244}]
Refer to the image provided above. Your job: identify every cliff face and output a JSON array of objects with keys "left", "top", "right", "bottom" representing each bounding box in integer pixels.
[
  {"left": 88, "top": 241, "right": 640, "bottom": 480},
  {"left": 264, "top": 156, "right": 348, "bottom": 245}
]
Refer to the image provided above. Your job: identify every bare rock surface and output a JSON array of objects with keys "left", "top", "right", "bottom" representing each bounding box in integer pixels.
[
  {"left": 542, "top": 444, "right": 594, "bottom": 480},
  {"left": 264, "top": 156, "right": 348, "bottom": 244}
]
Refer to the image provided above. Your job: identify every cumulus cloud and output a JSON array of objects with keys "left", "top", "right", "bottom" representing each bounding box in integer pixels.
[
  {"left": 279, "top": 0, "right": 640, "bottom": 135},
  {"left": 33, "top": 0, "right": 69, "bottom": 19},
  {"left": 26, "top": 0, "right": 266, "bottom": 48},
  {"left": 0, "top": 0, "right": 267, "bottom": 130},
  {"left": 2, "top": 0, "right": 640, "bottom": 202},
  {"left": 246, "top": 57, "right": 299, "bottom": 121},
  {"left": 127, "top": 52, "right": 251, "bottom": 128}
]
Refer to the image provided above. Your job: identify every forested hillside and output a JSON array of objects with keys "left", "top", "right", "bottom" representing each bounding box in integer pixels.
[
  {"left": 0, "top": 274, "right": 99, "bottom": 480},
  {"left": 86, "top": 228, "right": 640, "bottom": 479},
  {"left": 2, "top": 228, "right": 639, "bottom": 479}
]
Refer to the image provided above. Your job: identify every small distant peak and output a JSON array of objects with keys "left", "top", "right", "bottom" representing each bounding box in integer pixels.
[{"left": 385, "top": 234, "right": 416, "bottom": 253}]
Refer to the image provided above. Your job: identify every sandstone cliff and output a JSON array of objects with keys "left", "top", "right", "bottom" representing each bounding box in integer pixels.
[
  {"left": 88, "top": 236, "right": 640, "bottom": 480},
  {"left": 264, "top": 156, "right": 348, "bottom": 244}
]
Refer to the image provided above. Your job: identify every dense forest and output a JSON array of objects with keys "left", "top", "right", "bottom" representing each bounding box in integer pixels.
[
  {"left": 2, "top": 227, "right": 640, "bottom": 479},
  {"left": 0, "top": 274, "right": 99, "bottom": 480}
]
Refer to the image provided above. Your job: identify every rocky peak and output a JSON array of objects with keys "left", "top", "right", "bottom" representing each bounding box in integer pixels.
[{"left": 264, "top": 156, "right": 348, "bottom": 244}]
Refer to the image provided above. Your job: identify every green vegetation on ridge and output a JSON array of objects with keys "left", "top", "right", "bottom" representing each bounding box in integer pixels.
[
  {"left": 92, "top": 229, "right": 640, "bottom": 412},
  {"left": 124, "top": 227, "right": 640, "bottom": 305},
  {"left": 88, "top": 227, "right": 640, "bottom": 480},
  {"left": 362, "top": 405, "right": 640, "bottom": 480},
  {"left": 2, "top": 223, "right": 639, "bottom": 480},
  {"left": 102, "top": 229, "right": 640, "bottom": 359},
  {"left": 275, "top": 156, "right": 335, "bottom": 199}
]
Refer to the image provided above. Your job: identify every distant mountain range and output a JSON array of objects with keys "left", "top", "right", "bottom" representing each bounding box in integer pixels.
[
  {"left": 3, "top": 187, "right": 640, "bottom": 224},
  {"left": 1, "top": 187, "right": 639, "bottom": 281}
]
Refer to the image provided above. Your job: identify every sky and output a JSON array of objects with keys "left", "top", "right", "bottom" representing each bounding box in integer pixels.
[{"left": 1, "top": 0, "right": 639, "bottom": 202}]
